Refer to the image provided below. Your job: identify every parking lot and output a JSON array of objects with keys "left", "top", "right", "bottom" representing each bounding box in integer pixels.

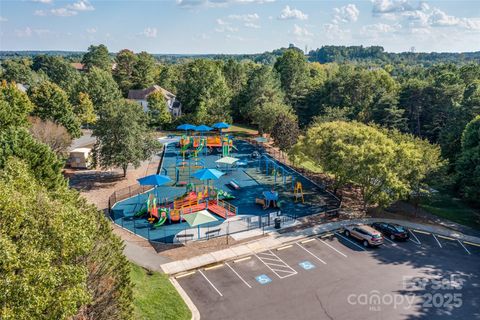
[{"left": 176, "top": 229, "right": 480, "bottom": 320}]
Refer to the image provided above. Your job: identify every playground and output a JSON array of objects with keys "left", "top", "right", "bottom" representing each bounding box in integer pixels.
[{"left": 110, "top": 123, "right": 337, "bottom": 243}]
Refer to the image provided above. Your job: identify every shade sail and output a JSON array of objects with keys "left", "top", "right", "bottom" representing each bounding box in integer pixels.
[
  {"left": 212, "top": 122, "right": 230, "bottom": 129},
  {"left": 192, "top": 168, "right": 224, "bottom": 181},
  {"left": 194, "top": 125, "right": 213, "bottom": 132},
  {"left": 177, "top": 124, "right": 196, "bottom": 131},
  {"left": 137, "top": 174, "right": 172, "bottom": 186},
  {"left": 183, "top": 210, "right": 218, "bottom": 227},
  {"left": 215, "top": 156, "right": 239, "bottom": 165}
]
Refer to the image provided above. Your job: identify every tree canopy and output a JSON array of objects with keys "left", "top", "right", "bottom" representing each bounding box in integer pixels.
[{"left": 81, "top": 44, "right": 111, "bottom": 71}]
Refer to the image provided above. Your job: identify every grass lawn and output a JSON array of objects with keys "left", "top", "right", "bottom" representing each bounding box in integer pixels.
[
  {"left": 130, "top": 263, "right": 191, "bottom": 320},
  {"left": 225, "top": 123, "right": 258, "bottom": 136},
  {"left": 419, "top": 193, "right": 480, "bottom": 230}
]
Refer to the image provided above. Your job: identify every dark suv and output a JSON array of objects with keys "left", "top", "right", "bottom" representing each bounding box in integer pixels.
[{"left": 371, "top": 222, "right": 409, "bottom": 241}]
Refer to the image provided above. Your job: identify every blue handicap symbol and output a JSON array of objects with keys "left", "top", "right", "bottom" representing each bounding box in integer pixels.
[
  {"left": 299, "top": 261, "right": 315, "bottom": 270},
  {"left": 255, "top": 274, "right": 272, "bottom": 285}
]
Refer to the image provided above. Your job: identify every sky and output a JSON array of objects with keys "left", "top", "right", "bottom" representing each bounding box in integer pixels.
[{"left": 0, "top": 0, "right": 479, "bottom": 54}]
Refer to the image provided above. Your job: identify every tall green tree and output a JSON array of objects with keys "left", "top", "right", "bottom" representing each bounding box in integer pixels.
[
  {"left": 0, "top": 158, "right": 133, "bottom": 320},
  {"left": 292, "top": 121, "right": 442, "bottom": 209},
  {"left": 32, "top": 55, "right": 80, "bottom": 95},
  {"left": 28, "top": 81, "right": 81, "bottom": 138},
  {"left": 113, "top": 49, "right": 138, "bottom": 96},
  {"left": 271, "top": 113, "right": 300, "bottom": 152},
  {"left": 74, "top": 92, "right": 97, "bottom": 125},
  {"left": 82, "top": 44, "right": 111, "bottom": 71},
  {"left": 0, "top": 59, "right": 34, "bottom": 85},
  {"left": 456, "top": 115, "right": 480, "bottom": 203},
  {"left": 93, "top": 100, "right": 161, "bottom": 177},
  {"left": 75, "top": 67, "right": 122, "bottom": 115},
  {"left": 147, "top": 91, "right": 172, "bottom": 129},
  {"left": 274, "top": 48, "right": 309, "bottom": 104},
  {"left": 0, "top": 81, "right": 35, "bottom": 129},
  {"left": 177, "top": 59, "right": 231, "bottom": 124},
  {"left": 132, "top": 51, "right": 156, "bottom": 89}
]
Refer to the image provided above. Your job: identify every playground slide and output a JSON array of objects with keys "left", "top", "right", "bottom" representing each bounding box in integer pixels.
[{"left": 153, "top": 214, "right": 167, "bottom": 228}]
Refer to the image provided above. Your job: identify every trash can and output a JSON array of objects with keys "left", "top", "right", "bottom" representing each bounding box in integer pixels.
[{"left": 274, "top": 217, "right": 281, "bottom": 229}]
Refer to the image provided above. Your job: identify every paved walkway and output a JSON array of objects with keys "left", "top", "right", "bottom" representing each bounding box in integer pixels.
[{"left": 161, "top": 217, "right": 480, "bottom": 275}]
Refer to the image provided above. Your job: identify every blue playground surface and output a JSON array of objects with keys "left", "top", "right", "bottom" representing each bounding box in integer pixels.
[{"left": 111, "top": 137, "right": 335, "bottom": 242}]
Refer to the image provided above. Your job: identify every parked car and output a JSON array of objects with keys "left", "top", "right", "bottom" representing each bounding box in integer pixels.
[
  {"left": 343, "top": 224, "right": 384, "bottom": 247},
  {"left": 371, "top": 222, "right": 410, "bottom": 241}
]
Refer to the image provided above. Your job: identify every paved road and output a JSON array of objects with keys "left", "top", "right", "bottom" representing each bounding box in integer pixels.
[{"left": 177, "top": 230, "right": 480, "bottom": 320}]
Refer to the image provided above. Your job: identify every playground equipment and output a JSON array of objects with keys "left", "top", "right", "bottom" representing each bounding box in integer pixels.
[
  {"left": 257, "top": 154, "right": 296, "bottom": 189},
  {"left": 175, "top": 158, "right": 205, "bottom": 185},
  {"left": 294, "top": 181, "right": 304, "bottom": 203}
]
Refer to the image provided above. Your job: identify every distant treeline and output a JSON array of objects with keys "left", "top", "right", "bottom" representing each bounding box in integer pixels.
[{"left": 2, "top": 45, "right": 479, "bottom": 65}]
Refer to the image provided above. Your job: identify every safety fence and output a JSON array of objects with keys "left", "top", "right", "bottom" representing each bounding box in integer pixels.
[{"left": 110, "top": 209, "right": 295, "bottom": 243}]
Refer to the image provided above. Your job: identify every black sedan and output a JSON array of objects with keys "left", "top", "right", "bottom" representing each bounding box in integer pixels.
[{"left": 371, "top": 222, "right": 410, "bottom": 241}]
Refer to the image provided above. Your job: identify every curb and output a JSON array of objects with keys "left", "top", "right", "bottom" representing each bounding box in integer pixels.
[
  {"left": 169, "top": 277, "right": 201, "bottom": 320},
  {"left": 161, "top": 218, "right": 480, "bottom": 275}
]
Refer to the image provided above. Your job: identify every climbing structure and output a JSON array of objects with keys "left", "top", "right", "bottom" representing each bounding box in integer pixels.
[{"left": 294, "top": 181, "right": 304, "bottom": 203}]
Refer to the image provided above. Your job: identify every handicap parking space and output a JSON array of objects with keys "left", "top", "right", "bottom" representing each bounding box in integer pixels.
[
  {"left": 272, "top": 243, "right": 326, "bottom": 272},
  {"left": 229, "top": 255, "right": 278, "bottom": 285}
]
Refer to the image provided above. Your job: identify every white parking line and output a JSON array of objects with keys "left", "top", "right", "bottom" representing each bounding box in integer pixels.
[
  {"left": 199, "top": 270, "right": 223, "bottom": 297},
  {"left": 408, "top": 230, "right": 421, "bottom": 245},
  {"left": 255, "top": 251, "right": 297, "bottom": 279},
  {"left": 334, "top": 232, "right": 367, "bottom": 251},
  {"left": 319, "top": 239, "right": 348, "bottom": 257},
  {"left": 382, "top": 237, "right": 401, "bottom": 249},
  {"left": 296, "top": 242, "right": 327, "bottom": 264},
  {"left": 225, "top": 263, "right": 252, "bottom": 288},
  {"left": 432, "top": 234, "right": 443, "bottom": 248},
  {"left": 457, "top": 240, "right": 471, "bottom": 255}
]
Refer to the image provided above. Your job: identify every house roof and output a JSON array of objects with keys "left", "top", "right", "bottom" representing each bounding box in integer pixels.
[
  {"left": 127, "top": 85, "right": 175, "bottom": 101},
  {"left": 71, "top": 62, "right": 85, "bottom": 71}
]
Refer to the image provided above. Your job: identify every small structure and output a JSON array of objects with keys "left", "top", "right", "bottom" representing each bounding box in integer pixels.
[
  {"left": 127, "top": 85, "right": 182, "bottom": 117},
  {"left": 68, "top": 147, "right": 91, "bottom": 169}
]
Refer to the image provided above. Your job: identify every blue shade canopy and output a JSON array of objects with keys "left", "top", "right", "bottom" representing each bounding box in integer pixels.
[
  {"left": 194, "top": 125, "right": 213, "bottom": 132},
  {"left": 192, "top": 168, "right": 225, "bottom": 181},
  {"left": 176, "top": 124, "right": 196, "bottom": 131},
  {"left": 137, "top": 174, "right": 172, "bottom": 186},
  {"left": 212, "top": 122, "right": 230, "bottom": 129}
]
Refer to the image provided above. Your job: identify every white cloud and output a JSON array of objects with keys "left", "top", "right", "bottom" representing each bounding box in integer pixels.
[
  {"left": 215, "top": 18, "right": 239, "bottom": 32},
  {"left": 50, "top": 8, "right": 78, "bottom": 16},
  {"left": 292, "top": 24, "right": 313, "bottom": 37},
  {"left": 15, "top": 27, "right": 51, "bottom": 37},
  {"left": 86, "top": 27, "right": 97, "bottom": 34},
  {"left": 228, "top": 13, "right": 259, "bottom": 22},
  {"left": 67, "top": 0, "right": 94, "bottom": 11},
  {"left": 0, "top": 16, "right": 8, "bottom": 22},
  {"left": 278, "top": 5, "right": 308, "bottom": 20},
  {"left": 32, "top": 0, "right": 53, "bottom": 3},
  {"left": 177, "top": 0, "right": 274, "bottom": 8},
  {"left": 244, "top": 22, "right": 260, "bottom": 29},
  {"left": 34, "top": 10, "right": 47, "bottom": 16},
  {"left": 323, "top": 23, "right": 351, "bottom": 40},
  {"left": 371, "top": 0, "right": 422, "bottom": 15},
  {"left": 334, "top": 4, "right": 360, "bottom": 23},
  {"left": 216, "top": 18, "right": 228, "bottom": 25},
  {"left": 141, "top": 27, "right": 158, "bottom": 38}
]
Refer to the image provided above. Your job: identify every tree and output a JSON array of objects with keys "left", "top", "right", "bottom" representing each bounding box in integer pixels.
[
  {"left": 132, "top": 51, "right": 156, "bottom": 89},
  {"left": 113, "top": 49, "right": 138, "bottom": 96},
  {"left": 240, "top": 65, "right": 287, "bottom": 129},
  {"left": 93, "top": 100, "right": 161, "bottom": 177},
  {"left": 81, "top": 44, "right": 111, "bottom": 71},
  {"left": 1, "top": 59, "right": 34, "bottom": 85},
  {"left": 146, "top": 91, "right": 172, "bottom": 129},
  {"left": 156, "top": 63, "right": 182, "bottom": 94},
  {"left": 292, "top": 121, "right": 442, "bottom": 209},
  {"left": 28, "top": 81, "right": 81, "bottom": 138},
  {"left": 74, "top": 92, "right": 97, "bottom": 125},
  {"left": 29, "top": 117, "right": 72, "bottom": 156},
  {"left": 223, "top": 59, "right": 255, "bottom": 120},
  {"left": 456, "top": 115, "right": 480, "bottom": 203},
  {"left": 75, "top": 67, "right": 122, "bottom": 115},
  {"left": 0, "top": 158, "right": 133, "bottom": 320},
  {"left": 177, "top": 59, "right": 231, "bottom": 124},
  {"left": 274, "top": 48, "right": 309, "bottom": 104},
  {"left": 0, "top": 81, "right": 35, "bottom": 129},
  {"left": 271, "top": 113, "right": 300, "bottom": 152},
  {"left": 32, "top": 55, "right": 80, "bottom": 95}
]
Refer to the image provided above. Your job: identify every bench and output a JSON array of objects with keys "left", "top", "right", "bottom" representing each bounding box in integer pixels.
[
  {"left": 205, "top": 228, "right": 221, "bottom": 239},
  {"left": 176, "top": 233, "right": 194, "bottom": 243}
]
